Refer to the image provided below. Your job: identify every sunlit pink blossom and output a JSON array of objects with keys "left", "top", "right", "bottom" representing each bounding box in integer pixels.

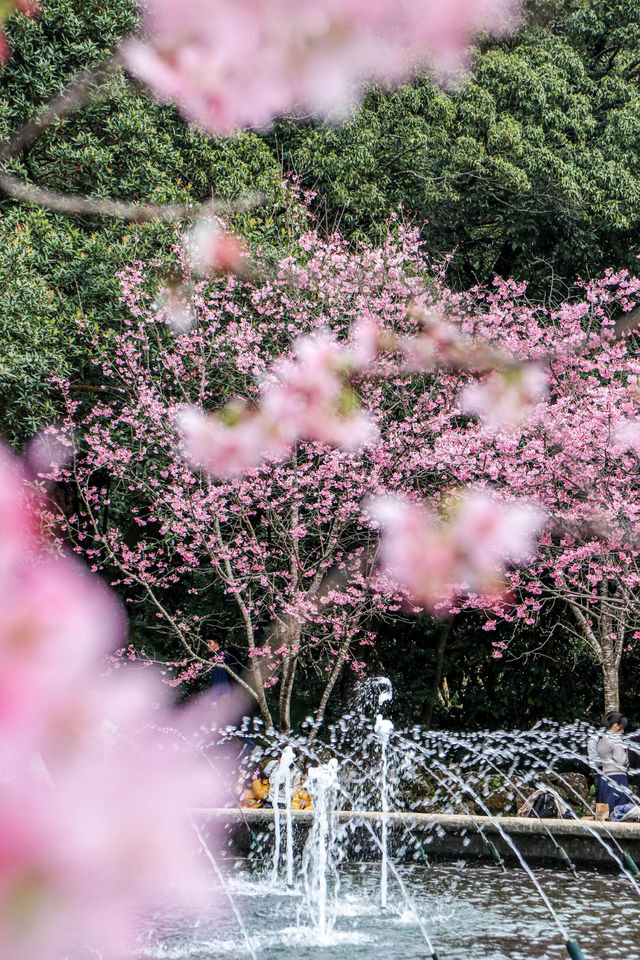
[
  {"left": 453, "top": 489, "right": 546, "bottom": 567},
  {"left": 612, "top": 418, "right": 640, "bottom": 453},
  {"left": 0, "top": 697, "right": 218, "bottom": 960},
  {"left": 348, "top": 315, "right": 390, "bottom": 370},
  {"left": 178, "top": 330, "right": 378, "bottom": 476},
  {"left": 401, "top": 311, "right": 463, "bottom": 370},
  {"left": 263, "top": 331, "right": 378, "bottom": 449},
  {"left": 460, "top": 364, "right": 548, "bottom": 430},
  {"left": 123, "top": 0, "right": 517, "bottom": 133},
  {"left": 15, "top": 0, "right": 41, "bottom": 13},
  {"left": 162, "top": 287, "right": 196, "bottom": 334}
]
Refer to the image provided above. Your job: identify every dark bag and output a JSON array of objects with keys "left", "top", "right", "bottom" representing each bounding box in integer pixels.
[{"left": 529, "top": 791, "right": 559, "bottom": 819}]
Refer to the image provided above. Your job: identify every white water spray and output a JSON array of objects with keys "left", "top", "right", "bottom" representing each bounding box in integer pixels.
[
  {"left": 375, "top": 714, "right": 394, "bottom": 907},
  {"left": 270, "top": 744, "right": 296, "bottom": 886},
  {"left": 302, "top": 758, "right": 340, "bottom": 940},
  {"left": 375, "top": 679, "right": 394, "bottom": 909}
]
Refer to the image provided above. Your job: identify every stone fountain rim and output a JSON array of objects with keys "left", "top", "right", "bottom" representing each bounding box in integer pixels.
[{"left": 193, "top": 807, "right": 640, "bottom": 838}]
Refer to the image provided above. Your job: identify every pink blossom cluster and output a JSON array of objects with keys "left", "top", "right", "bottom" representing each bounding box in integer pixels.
[
  {"left": 124, "top": 0, "right": 516, "bottom": 132},
  {"left": 188, "top": 218, "right": 249, "bottom": 277},
  {"left": 460, "top": 363, "right": 548, "bottom": 431},
  {"left": 178, "top": 293, "right": 548, "bottom": 478},
  {"left": 415, "top": 267, "right": 640, "bottom": 697},
  {"left": 0, "top": 445, "right": 224, "bottom": 960},
  {"left": 179, "top": 328, "right": 378, "bottom": 478},
  {"left": 369, "top": 490, "right": 545, "bottom": 613}
]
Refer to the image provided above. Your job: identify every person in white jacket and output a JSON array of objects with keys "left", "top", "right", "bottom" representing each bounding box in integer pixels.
[
  {"left": 597, "top": 712, "right": 630, "bottom": 812},
  {"left": 587, "top": 713, "right": 610, "bottom": 803}
]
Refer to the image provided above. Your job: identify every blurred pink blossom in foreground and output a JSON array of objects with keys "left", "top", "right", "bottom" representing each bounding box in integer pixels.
[
  {"left": 368, "top": 490, "right": 546, "bottom": 613},
  {"left": 612, "top": 418, "right": 640, "bottom": 454},
  {"left": 460, "top": 363, "right": 548, "bottom": 431},
  {"left": 0, "top": 0, "right": 40, "bottom": 64},
  {"left": 124, "top": 0, "right": 517, "bottom": 132},
  {"left": 187, "top": 218, "right": 250, "bottom": 276},
  {"left": 177, "top": 402, "right": 290, "bottom": 477},
  {"left": 178, "top": 329, "right": 378, "bottom": 477},
  {"left": 0, "top": 444, "right": 228, "bottom": 960}
]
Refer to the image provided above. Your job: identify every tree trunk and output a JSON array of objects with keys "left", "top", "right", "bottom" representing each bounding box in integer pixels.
[
  {"left": 278, "top": 622, "right": 301, "bottom": 733},
  {"left": 251, "top": 658, "right": 274, "bottom": 731},
  {"left": 421, "top": 618, "right": 453, "bottom": 728},
  {"left": 279, "top": 654, "right": 298, "bottom": 733},
  {"left": 602, "top": 659, "right": 620, "bottom": 713},
  {"left": 308, "top": 633, "right": 353, "bottom": 744},
  {"left": 566, "top": 592, "right": 624, "bottom": 716}
]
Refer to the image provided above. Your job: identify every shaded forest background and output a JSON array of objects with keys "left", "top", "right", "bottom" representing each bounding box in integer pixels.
[{"left": 2, "top": 0, "right": 640, "bottom": 729}]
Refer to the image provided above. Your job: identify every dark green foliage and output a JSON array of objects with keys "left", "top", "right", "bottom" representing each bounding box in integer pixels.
[
  {"left": 368, "top": 609, "right": 634, "bottom": 731},
  {"left": 269, "top": 0, "right": 640, "bottom": 290},
  {"left": 0, "top": 0, "right": 283, "bottom": 443}
]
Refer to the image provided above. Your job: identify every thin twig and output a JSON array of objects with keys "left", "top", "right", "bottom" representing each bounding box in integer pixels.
[
  {"left": 0, "top": 171, "right": 261, "bottom": 221},
  {"left": 0, "top": 49, "right": 262, "bottom": 222}
]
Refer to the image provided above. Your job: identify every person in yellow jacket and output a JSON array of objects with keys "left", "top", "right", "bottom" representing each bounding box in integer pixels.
[
  {"left": 240, "top": 773, "right": 313, "bottom": 810},
  {"left": 238, "top": 769, "right": 270, "bottom": 808},
  {"left": 291, "top": 785, "right": 313, "bottom": 810}
]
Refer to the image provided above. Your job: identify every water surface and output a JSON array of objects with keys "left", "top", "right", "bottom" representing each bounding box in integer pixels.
[{"left": 136, "top": 861, "right": 640, "bottom": 960}]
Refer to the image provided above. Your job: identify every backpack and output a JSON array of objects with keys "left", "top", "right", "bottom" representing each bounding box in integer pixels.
[{"left": 529, "top": 790, "right": 562, "bottom": 819}]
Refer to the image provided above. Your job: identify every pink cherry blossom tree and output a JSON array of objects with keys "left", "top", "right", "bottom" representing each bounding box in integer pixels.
[
  {"left": 415, "top": 270, "right": 640, "bottom": 711},
  {"left": 51, "top": 221, "right": 450, "bottom": 733}
]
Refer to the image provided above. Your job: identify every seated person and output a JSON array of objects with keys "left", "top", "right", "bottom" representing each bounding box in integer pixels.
[
  {"left": 291, "top": 784, "right": 313, "bottom": 810},
  {"left": 238, "top": 767, "right": 270, "bottom": 808}
]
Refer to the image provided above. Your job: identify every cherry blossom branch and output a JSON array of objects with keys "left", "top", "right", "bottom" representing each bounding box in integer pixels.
[
  {"left": 211, "top": 516, "right": 274, "bottom": 728},
  {"left": 69, "top": 455, "right": 203, "bottom": 663},
  {"left": 62, "top": 464, "right": 262, "bottom": 697},
  {"left": 0, "top": 53, "right": 122, "bottom": 163}
]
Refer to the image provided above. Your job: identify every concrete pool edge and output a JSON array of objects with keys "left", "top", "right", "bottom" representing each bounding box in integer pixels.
[{"left": 192, "top": 808, "right": 640, "bottom": 870}]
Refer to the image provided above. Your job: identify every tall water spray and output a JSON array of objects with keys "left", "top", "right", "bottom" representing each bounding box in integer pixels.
[
  {"left": 375, "top": 714, "right": 394, "bottom": 907},
  {"left": 270, "top": 744, "right": 296, "bottom": 886},
  {"left": 302, "top": 758, "right": 340, "bottom": 940},
  {"left": 374, "top": 677, "right": 394, "bottom": 908}
]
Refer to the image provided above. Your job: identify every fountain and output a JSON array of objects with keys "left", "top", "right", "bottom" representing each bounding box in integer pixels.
[
  {"left": 270, "top": 743, "right": 296, "bottom": 887},
  {"left": 142, "top": 690, "right": 640, "bottom": 960}
]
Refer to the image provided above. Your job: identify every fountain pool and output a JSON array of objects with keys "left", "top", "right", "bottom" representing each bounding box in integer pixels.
[
  {"left": 150, "top": 681, "right": 640, "bottom": 960},
  {"left": 136, "top": 862, "right": 640, "bottom": 960}
]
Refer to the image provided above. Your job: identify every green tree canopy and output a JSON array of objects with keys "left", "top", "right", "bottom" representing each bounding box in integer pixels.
[{"left": 269, "top": 0, "right": 640, "bottom": 290}]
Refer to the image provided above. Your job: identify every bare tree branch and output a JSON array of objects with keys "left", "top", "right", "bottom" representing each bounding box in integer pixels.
[
  {"left": 0, "top": 171, "right": 261, "bottom": 222},
  {"left": 0, "top": 53, "right": 123, "bottom": 163},
  {"left": 0, "top": 50, "right": 262, "bottom": 222}
]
